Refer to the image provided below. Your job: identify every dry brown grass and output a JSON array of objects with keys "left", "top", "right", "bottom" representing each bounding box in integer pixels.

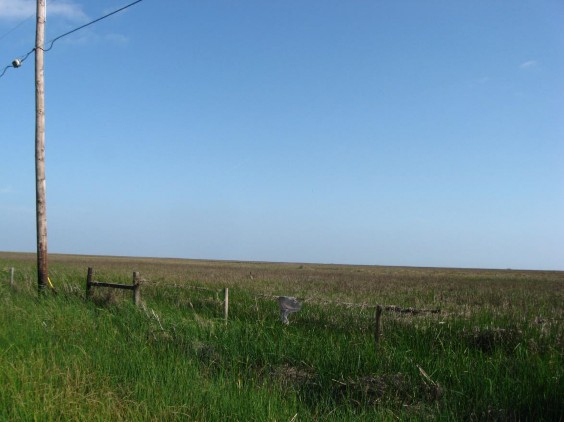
[{"left": 3, "top": 252, "right": 563, "bottom": 317}]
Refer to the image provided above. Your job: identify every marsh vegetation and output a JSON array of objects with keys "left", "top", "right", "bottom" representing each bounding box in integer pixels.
[{"left": 1, "top": 252, "right": 562, "bottom": 420}]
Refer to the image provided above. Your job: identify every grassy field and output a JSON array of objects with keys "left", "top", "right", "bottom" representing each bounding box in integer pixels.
[{"left": 1, "top": 252, "right": 563, "bottom": 421}]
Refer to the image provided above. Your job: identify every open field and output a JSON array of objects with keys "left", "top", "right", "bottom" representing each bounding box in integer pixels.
[{"left": 1, "top": 252, "right": 563, "bottom": 420}]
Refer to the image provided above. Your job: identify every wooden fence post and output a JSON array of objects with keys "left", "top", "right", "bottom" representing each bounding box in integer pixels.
[
  {"left": 374, "top": 305, "right": 383, "bottom": 348},
  {"left": 85, "top": 267, "right": 141, "bottom": 306},
  {"left": 86, "top": 267, "right": 93, "bottom": 300},
  {"left": 224, "top": 287, "right": 229, "bottom": 323},
  {"left": 133, "top": 271, "right": 141, "bottom": 307},
  {"left": 10, "top": 267, "right": 14, "bottom": 287}
]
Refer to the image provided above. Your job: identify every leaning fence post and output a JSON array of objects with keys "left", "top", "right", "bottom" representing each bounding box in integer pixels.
[
  {"left": 10, "top": 267, "right": 14, "bottom": 287},
  {"left": 133, "top": 271, "right": 141, "bottom": 307},
  {"left": 374, "top": 304, "right": 383, "bottom": 348},
  {"left": 224, "top": 287, "right": 229, "bottom": 323},
  {"left": 86, "top": 267, "right": 93, "bottom": 300}
]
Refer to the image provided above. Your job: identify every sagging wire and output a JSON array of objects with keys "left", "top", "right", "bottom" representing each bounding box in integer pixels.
[
  {"left": 0, "top": 0, "right": 144, "bottom": 80},
  {"left": 0, "top": 13, "right": 35, "bottom": 43},
  {"left": 1, "top": 48, "right": 33, "bottom": 77}
]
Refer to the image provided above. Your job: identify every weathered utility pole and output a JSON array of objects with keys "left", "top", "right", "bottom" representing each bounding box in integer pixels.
[{"left": 35, "top": 0, "right": 48, "bottom": 293}]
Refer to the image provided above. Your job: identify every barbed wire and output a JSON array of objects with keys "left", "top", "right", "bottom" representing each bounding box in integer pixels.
[{"left": 155, "top": 282, "right": 441, "bottom": 313}]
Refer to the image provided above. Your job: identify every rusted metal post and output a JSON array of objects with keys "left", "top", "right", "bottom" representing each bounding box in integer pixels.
[
  {"left": 86, "top": 267, "right": 93, "bottom": 300},
  {"left": 224, "top": 287, "right": 229, "bottom": 324},
  {"left": 374, "top": 304, "right": 383, "bottom": 348},
  {"left": 133, "top": 271, "right": 141, "bottom": 307}
]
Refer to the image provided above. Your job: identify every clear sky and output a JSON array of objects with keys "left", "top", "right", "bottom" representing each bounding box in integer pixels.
[{"left": 1, "top": 0, "right": 563, "bottom": 270}]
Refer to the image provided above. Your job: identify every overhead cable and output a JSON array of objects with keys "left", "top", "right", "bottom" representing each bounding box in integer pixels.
[{"left": 0, "top": 0, "right": 144, "bottom": 80}]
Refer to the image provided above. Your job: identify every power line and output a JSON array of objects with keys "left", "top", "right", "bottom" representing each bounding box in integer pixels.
[
  {"left": 0, "top": 14, "right": 35, "bottom": 44},
  {"left": 0, "top": 0, "right": 144, "bottom": 80},
  {"left": 43, "top": 0, "right": 144, "bottom": 53}
]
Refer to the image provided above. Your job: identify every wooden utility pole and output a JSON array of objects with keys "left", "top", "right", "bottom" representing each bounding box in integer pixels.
[{"left": 35, "top": 0, "right": 48, "bottom": 293}]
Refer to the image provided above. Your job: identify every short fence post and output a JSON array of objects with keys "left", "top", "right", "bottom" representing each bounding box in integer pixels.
[
  {"left": 374, "top": 304, "right": 383, "bottom": 348},
  {"left": 10, "top": 267, "right": 14, "bottom": 287},
  {"left": 133, "top": 271, "right": 141, "bottom": 307},
  {"left": 224, "top": 287, "right": 229, "bottom": 323},
  {"left": 86, "top": 267, "right": 93, "bottom": 300}
]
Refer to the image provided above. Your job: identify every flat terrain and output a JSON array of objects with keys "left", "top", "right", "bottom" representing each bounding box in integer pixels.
[{"left": 1, "top": 252, "right": 563, "bottom": 420}]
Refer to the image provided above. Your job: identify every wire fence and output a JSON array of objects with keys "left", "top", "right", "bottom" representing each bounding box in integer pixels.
[{"left": 3, "top": 266, "right": 441, "bottom": 317}]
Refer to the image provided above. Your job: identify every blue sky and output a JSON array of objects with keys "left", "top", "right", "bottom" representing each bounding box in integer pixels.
[{"left": 1, "top": 0, "right": 563, "bottom": 270}]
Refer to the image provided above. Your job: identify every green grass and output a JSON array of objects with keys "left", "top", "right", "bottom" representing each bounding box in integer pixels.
[{"left": 0, "top": 252, "right": 563, "bottom": 420}]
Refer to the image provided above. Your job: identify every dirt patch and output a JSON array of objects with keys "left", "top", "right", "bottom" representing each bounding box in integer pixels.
[
  {"left": 270, "top": 363, "right": 317, "bottom": 388},
  {"left": 333, "top": 371, "right": 443, "bottom": 406},
  {"left": 467, "top": 326, "right": 523, "bottom": 353}
]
